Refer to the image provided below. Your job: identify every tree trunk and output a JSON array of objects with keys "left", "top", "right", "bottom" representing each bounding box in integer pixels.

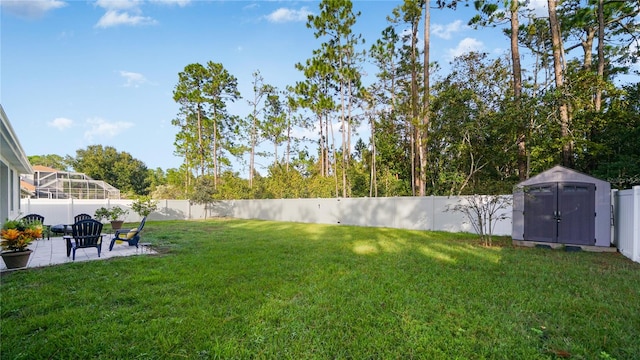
[
  {"left": 345, "top": 79, "right": 354, "bottom": 198},
  {"left": 548, "top": 0, "right": 573, "bottom": 167},
  {"left": 410, "top": 16, "right": 420, "bottom": 196},
  {"left": 197, "top": 104, "right": 205, "bottom": 178},
  {"left": 419, "top": 0, "right": 430, "bottom": 196},
  {"left": 286, "top": 112, "right": 292, "bottom": 172},
  {"left": 510, "top": 0, "right": 526, "bottom": 180},
  {"left": 250, "top": 113, "right": 256, "bottom": 188},
  {"left": 595, "top": 0, "right": 605, "bottom": 111},
  {"left": 329, "top": 115, "right": 339, "bottom": 197},
  {"left": 370, "top": 110, "right": 377, "bottom": 197},
  {"left": 581, "top": 28, "right": 596, "bottom": 70},
  {"left": 212, "top": 110, "right": 218, "bottom": 189},
  {"left": 318, "top": 112, "right": 325, "bottom": 177},
  {"left": 325, "top": 111, "right": 330, "bottom": 177},
  {"left": 274, "top": 141, "right": 279, "bottom": 165}
]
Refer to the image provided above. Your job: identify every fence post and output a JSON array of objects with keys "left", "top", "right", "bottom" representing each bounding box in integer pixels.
[
  {"left": 68, "top": 198, "right": 73, "bottom": 222},
  {"left": 611, "top": 189, "right": 618, "bottom": 246},
  {"left": 633, "top": 186, "right": 640, "bottom": 263}
]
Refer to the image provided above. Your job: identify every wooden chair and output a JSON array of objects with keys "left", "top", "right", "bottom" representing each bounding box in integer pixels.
[
  {"left": 64, "top": 219, "right": 104, "bottom": 260},
  {"left": 74, "top": 213, "right": 92, "bottom": 223},
  {"left": 21, "top": 213, "right": 49, "bottom": 240},
  {"left": 109, "top": 217, "right": 146, "bottom": 251}
]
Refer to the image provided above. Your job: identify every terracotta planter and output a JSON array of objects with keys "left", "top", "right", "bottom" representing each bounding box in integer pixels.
[
  {"left": 1, "top": 249, "right": 33, "bottom": 269},
  {"left": 110, "top": 220, "right": 124, "bottom": 231}
]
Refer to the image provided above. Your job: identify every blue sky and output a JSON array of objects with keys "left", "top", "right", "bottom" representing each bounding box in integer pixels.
[{"left": 1, "top": 0, "right": 549, "bottom": 175}]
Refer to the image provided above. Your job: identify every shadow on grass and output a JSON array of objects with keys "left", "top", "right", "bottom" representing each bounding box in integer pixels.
[{"left": 2, "top": 218, "right": 639, "bottom": 359}]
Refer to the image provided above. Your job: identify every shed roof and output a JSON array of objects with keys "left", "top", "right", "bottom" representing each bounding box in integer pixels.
[{"left": 517, "top": 165, "right": 609, "bottom": 187}]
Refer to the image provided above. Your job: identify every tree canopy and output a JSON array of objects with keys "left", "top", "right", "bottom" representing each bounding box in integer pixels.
[
  {"left": 69, "top": 145, "right": 150, "bottom": 196},
  {"left": 29, "top": 0, "right": 640, "bottom": 201}
]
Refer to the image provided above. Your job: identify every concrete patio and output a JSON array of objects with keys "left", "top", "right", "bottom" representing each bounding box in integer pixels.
[{"left": 1, "top": 235, "right": 154, "bottom": 272}]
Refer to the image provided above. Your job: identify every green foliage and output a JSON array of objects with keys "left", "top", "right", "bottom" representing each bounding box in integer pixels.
[
  {"left": 189, "top": 176, "right": 216, "bottom": 205},
  {"left": 262, "top": 91, "right": 288, "bottom": 164},
  {"left": 150, "top": 184, "right": 185, "bottom": 200},
  {"left": 213, "top": 171, "right": 251, "bottom": 200},
  {"left": 27, "top": 154, "right": 69, "bottom": 170},
  {"left": 131, "top": 196, "right": 158, "bottom": 217},
  {"left": 429, "top": 52, "right": 516, "bottom": 195},
  {"left": 294, "top": 0, "right": 365, "bottom": 196},
  {"left": 262, "top": 164, "right": 308, "bottom": 198},
  {"left": 575, "top": 82, "right": 640, "bottom": 188},
  {"left": 145, "top": 167, "right": 167, "bottom": 194},
  {"left": 172, "top": 61, "right": 241, "bottom": 184},
  {"left": 70, "top": 145, "right": 150, "bottom": 195},
  {"left": 346, "top": 158, "right": 370, "bottom": 197},
  {"left": 2, "top": 219, "right": 639, "bottom": 358},
  {"left": 93, "top": 206, "right": 129, "bottom": 222},
  {"left": 30, "top": 2, "right": 640, "bottom": 199},
  {"left": 1, "top": 219, "right": 42, "bottom": 252}
]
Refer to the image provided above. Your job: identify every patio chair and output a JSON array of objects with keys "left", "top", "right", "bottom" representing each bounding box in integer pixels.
[
  {"left": 21, "top": 213, "right": 49, "bottom": 240},
  {"left": 64, "top": 219, "right": 104, "bottom": 260},
  {"left": 74, "top": 213, "right": 92, "bottom": 223},
  {"left": 109, "top": 217, "right": 146, "bottom": 251}
]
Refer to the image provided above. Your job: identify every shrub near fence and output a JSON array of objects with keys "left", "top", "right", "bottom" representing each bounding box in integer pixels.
[{"left": 20, "top": 196, "right": 513, "bottom": 236}]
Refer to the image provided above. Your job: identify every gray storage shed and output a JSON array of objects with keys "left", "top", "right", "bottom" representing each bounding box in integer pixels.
[{"left": 512, "top": 165, "right": 611, "bottom": 247}]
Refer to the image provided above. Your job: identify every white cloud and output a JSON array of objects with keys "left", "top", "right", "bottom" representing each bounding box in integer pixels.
[
  {"left": 119, "top": 71, "right": 148, "bottom": 87},
  {"left": 84, "top": 118, "right": 134, "bottom": 141},
  {"left": 527, "top": 0, "right": 548, "bottom": 18},
  {"left": 432, "top": 20, "right": 464, "bottom": 40},
  {"left": 148, "top": 0, "right": 191, "bottom": 7},
  {"left": 94, "top": 0, "right": 162, "bottom": 28},
  {"left": 291, "top": 127, "right": 317, "bottom": 143},
  {"left": 0, "top": 0, "right": 66, "bottom": 19},
  {"left": 243, "top": 3, "right": 259, "bottom": 11},
  {"left": 448, "top": 37, "right": 484, "bottom": 60},
  {"left": 95, "top": 9, "right": 157, "bottom": 28},
  {"left": 95, "top": 0, "right": 143, "bottom": 11},
  {"left": 266, "top": 7, "right": 312, "bottom": 23},
  {"left": 48, "top": 117, "right": 73, "bottom": 130}
]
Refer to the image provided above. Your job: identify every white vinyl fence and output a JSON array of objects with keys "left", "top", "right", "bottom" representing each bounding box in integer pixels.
[
  {"left": 17, "top": 191, "right": 640, "bottom": 263},
  {"left": 613, "top": 186, "right": 640, "bottom": 263},
  {"left": 19, "top": 196, "right": 513, "bottom": 236}
]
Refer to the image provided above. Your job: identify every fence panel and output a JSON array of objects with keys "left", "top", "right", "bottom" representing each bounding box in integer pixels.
[
  {"left": 20, "top": 196, "right": 515, "bottom": 236},
  {"left": 615, "top": 186, "right": 640, "bottom": 263},
  {"left": 17, "top": 191, "right": 639, "bottom": 259}
]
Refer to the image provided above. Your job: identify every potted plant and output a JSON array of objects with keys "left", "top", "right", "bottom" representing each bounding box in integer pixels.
[
  {"left": 94, "top": 206, "right": 129, "bottom": 230},
  {"left": 131, "top": 196, "right": 158, "bottom": 218},
  {"left": 1, "top": 218, "right": 43, "bottom": 269}
]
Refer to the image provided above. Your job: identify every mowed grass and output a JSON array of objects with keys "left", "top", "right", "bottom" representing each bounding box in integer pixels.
[{"left": 1, "top": 219, "right": 639, "bottom": 359}]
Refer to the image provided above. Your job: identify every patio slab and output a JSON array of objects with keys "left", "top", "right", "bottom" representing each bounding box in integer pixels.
[{"left": 1, "top": 235, "right": 154, "bottom": 272}]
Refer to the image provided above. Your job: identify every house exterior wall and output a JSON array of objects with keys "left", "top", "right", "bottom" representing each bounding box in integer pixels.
[{"left": 1, "top": 105, "right": 33, "bottom": 227}]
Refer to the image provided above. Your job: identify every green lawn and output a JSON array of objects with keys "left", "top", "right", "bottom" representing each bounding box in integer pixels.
[{"left": 2, "top": 219, "right": 639, "bottom": 359}]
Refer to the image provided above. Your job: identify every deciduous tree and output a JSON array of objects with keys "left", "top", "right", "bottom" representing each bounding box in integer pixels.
[{"left": 71, "top": 145, "right": 150, "bottom": 195}]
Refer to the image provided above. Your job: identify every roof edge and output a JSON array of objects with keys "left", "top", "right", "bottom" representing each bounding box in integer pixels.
[{"left": 1, "top": 104, "right": 33, "bottom": 174}]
